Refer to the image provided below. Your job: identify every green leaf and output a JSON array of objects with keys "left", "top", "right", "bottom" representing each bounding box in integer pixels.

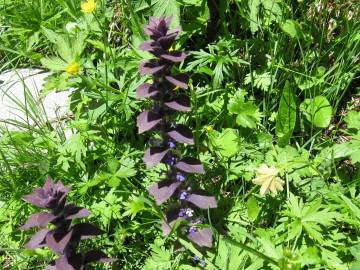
[
  {"left": 123, "top": 195, "right": 147, "bottom": 219},
  {"left": 208, "top": 128, "right": 240, "bottom": 158},
  {"left": 247, "top": 196, "right": 260, "bottom": 222},
  {"left": 40, "top": 57, "right": 67, "bottom": 71},
  {"left": 281, "top": 20, "right": 302, "bottom": 39},
  {"left": 143, "top": 238, "right": 173, "bottom": 270},
  {"left": 115, "top": 158, "right": 137, "bottom": 178},
  {"left": 248, "top": 0, "right": 261, "bottom": 33},
  {"left": 344, "top": 111, "right": 360, "bottom": 130},
  {"left": 275, "top": 81, "right": 297, "bottom": 146},
  {"left": 300, "top": 96, "right": 332, "bottom": 128},
  {"left": 151, "top": 0, "right": 180, "bottom": 27},
  {"left": 228, "top": 91, "right": 262, "bottom": 129}
]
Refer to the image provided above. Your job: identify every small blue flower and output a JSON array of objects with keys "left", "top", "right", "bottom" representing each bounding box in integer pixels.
[
  {"left": 179, "top": 191, "right": 188, "bottom": 200},
  {"left": 165, "top": 156, "right": 176, "bottom": 166},
  {"left": 167, "top": 140, "right": 176, "bottom": 148},
  {"left": 176, "top": 172, "right": 185, "bottom": 182}
]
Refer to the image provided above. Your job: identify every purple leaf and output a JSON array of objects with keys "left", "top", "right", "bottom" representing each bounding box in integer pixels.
[
  {"left": 139, "top": 60, "right": 166, "bottom": 75},
  {"left": 165, "top": 74, "right": 189, "bottom": 89},
  {"left": 157, "top": 32, "right": 178, "bottom": 50},
  {"left": 139, "top": 41, "right": 156, "bottom": 51},
  {"left": 73, "top": 223, "right": 104, "bottom": 240},
  {"left": 25, "top": 228, "right": 50, "bottom": 249},
  {"left": 144, "top": 147, "right": 170, "bottom": 168},
  {"left": 175, "top": 157, "right": 205, "bottom": 174},
  {"left": 162, "top": 222, "right": 172, "bottom": 236},
  {"left": 144, "top": 17, "right": 169, "bottom": 39},
  {"left": 139, "top": 41, "right": 164, "bottom": 57},
  {"left": 23, "top": 193, "right": 47, "bottom": 208},
  {"left": 148, "top": 180, "right": 181, "bottom": 205},
  {"left": 136, "top": 83, "right": 159, "bottom": 100},
  {"left": 84, "top": 250, "right": 114, "bottom": 264},
  {"left": 167, "top": 124, "right": 194, "bottom": 144},
  {"left": 64, "top": 204, "right": 90, "bottom": 220},
  {"left": 164, "top": 16, "right": 173, "bottom": 27},
  {"left": 136, "top": 110, "right": 162, "bottom": 134},
  {"left": 23, "top": 178, "right": 70, "bottom": 209},
  {"left": 186, "top": 191, "right": 217, "bottom": 209},
  {"left": 161, "top": 51, "right": 187, "bottom": 62},
  {"left": 187, "top": 228, "right": 213, "bottom": 248},
  {"left": 21, "top": 212, "right": 55, "bottom": 230},
  {"left": 46, "top": 230, "right": 73, "bottom": 254},
  {"left": 164, "top": 95, "right": 191, "bottom": 112},
  {"left": 161, "top": 207, "right": 183, "bottom": 235},
  {"left": 167, "top": 26, "right": 182, "bottom": 37},
  {"left": 45, "top": 264, "right": 57, "bottom": 270},
  {"left": 54, "top": 256, "right": 76, "bottom": 270}
]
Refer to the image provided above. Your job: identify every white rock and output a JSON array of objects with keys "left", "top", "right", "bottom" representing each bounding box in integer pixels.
[{"left": 0, "top": 69, "right": 72, "bottom": 130}]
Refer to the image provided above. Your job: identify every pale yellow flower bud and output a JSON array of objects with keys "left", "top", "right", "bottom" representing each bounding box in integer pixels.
[{"left": 252, "top": 164, "right": 284, "bottom": 196}]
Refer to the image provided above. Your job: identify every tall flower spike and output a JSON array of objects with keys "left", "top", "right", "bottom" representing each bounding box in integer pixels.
[
  {"left": 21, "top": 177, "right": 112, "bottom": 270},
  {"left": 137, "top": 17, "right": 217, "bottom": 248}
]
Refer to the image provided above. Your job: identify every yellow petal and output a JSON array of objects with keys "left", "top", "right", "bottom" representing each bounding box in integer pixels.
[
  {"left": 81, "top": 0, "right": 96, "bottom": 13},
  {"left": 259, "top": 180, "right": 271, "bottom": 196},
  {"left": 65, "top": 61, "right": 80, "bottom": 75},
  {"left": 252, "top": 175, "right": 268, "bottom": 184}
]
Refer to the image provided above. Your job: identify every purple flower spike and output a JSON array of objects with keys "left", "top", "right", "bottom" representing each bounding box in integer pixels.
[
  {"left": 21, "top": 178, "right": 112, "bottom": 269},
  {"left": 137, "top": 17, "right": 217, "bottom": 250}
]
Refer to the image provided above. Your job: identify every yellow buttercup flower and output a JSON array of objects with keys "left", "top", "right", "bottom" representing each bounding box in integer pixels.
[
  {"left": 206, "top": 125, "right": 214, "bottom": 132},
  {"left": 81, "top": 0, "right": 96, "bottom": 13},
  {"left": 252, "top": 164, "right": 285, "bottom": 196},
  {"left": 65, "top": 61, "right": 80, "bottom": 75}
]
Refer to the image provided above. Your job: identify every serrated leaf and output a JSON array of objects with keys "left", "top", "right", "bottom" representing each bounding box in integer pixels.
[
  {"left": 228, "top": 91, "right": 262, "bottom": 129},
  {"left": 151, "top": 0, "right": 180, "bottom": 27},
  {"left": 40, "top": 57, "right": 67, "bottom": 71}
]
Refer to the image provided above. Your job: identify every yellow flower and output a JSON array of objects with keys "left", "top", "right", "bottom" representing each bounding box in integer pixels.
[
  {"left": 81, "top": 0, "right": 96, "bottom": 13},
  {"left": 252, "top": 164, "right": 285, "bottom": 196},
  {"left": 206, "top": 125, "right": 214, "bottom": 132},
  {"left": 65, "top": 61, "right": 80, "bottom": 75}
]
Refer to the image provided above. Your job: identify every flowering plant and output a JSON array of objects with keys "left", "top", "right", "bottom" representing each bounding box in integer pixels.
[
  {"left": 21, "top": 177, "right": 112, "bottom": 270},
  {"left": 136, "top": 17, "right": 217, "bottom": 249}
]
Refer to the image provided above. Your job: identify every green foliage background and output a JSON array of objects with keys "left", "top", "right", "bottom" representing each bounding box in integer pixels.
[{"left": 0, "top": 0, "right": 359, "bottom": 269}]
